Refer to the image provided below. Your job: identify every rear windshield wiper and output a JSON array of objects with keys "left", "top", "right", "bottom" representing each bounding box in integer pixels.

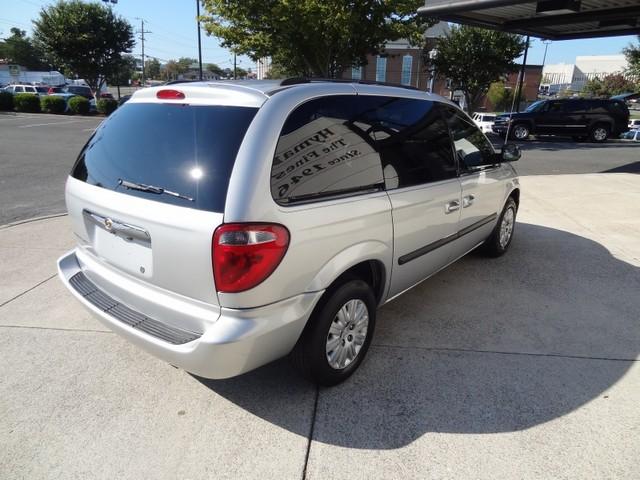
[{"left": 118, "top": 179, "right": 194, "bottom": 202}]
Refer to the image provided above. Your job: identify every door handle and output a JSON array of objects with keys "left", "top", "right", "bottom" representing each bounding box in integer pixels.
[
  {"left": 445, "top": 200, "right": 460, "bottom": 214},
  {"left": 463, "top": 194, "right": 475, "bottom": 208}
]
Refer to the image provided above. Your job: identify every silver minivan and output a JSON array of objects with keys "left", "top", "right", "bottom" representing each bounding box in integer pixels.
[{"left": 58, "top": 79, "right": 521, "bottom": 385}]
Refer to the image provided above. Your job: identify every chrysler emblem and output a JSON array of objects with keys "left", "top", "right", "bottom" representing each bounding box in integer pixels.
[{"left": 104, "top": 218, "right": 113, "bottom": 231}]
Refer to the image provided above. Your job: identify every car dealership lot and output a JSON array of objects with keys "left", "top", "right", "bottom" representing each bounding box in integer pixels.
[
  {"left": 1, "top": 112, "right": 640, "bottom": 225},
  {"left": 1, "top": 115, "right": 639, "bottom": 479}
]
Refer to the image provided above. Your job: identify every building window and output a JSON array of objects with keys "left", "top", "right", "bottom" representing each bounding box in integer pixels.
[
  {"left": 401, "top": 55, "right": 413, "bottom": 86},
  {"left": 376, "top": 56, "right": 387, "bottom": 82},
  {"left": 351, "top": 66, "right": 362, "bottom": 80}
]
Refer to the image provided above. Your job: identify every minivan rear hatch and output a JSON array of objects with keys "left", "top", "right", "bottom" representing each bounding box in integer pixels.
[{"left": 67, "top": 98, "right": 259, "bottom": 306}]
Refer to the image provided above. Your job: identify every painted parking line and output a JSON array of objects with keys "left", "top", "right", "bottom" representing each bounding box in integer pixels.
[{"left": 17, "top": 120, "right": 83, "bottom": 129}]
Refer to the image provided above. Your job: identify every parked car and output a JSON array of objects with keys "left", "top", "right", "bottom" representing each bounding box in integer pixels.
[
  {"left": 48, "top": 86, "right": 66, "bottom": 94},
  {"left": 471, "top": 112, "right": 497, "bottom": 134},
  {"left": 98, "top": 92, "right": 115, "bottom": 100},
  {"left": 628, "top": 119, "right": 640, "bottom": 130},
  {"left": 620, "top": 130, "right": 640, "bottom": 141},
  {"left": 57, "top": 80, "right": 521, "bottom": 385},
  {"left": 118, "top": 94, "right": 132, "bottom": 106},
  {"left": 492, "top": 98, "right": 630, "bottom": 142},
  {"left": 65, "top": 85, "right": 94, "bottom": 100},
  {"left": 3, "top": 84, "right": 48, "bottom": 96}
]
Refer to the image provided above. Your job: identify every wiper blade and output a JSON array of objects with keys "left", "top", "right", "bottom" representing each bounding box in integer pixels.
[{"left": 118, "top": 179, "right": 194, "bottom": 202}]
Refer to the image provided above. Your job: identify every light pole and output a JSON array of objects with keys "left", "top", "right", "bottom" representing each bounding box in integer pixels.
[
  {"left": 196, "top": 0, "right": 203, "bottom": 81},
  {"left": 541, "top": 39, "right": 552, "bottom": 68}
]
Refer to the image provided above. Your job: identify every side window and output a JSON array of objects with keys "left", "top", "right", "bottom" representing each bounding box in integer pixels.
[
  {"left": 547, "top": 101, "right": 564, "bottom": 113},
  {"left": 271, "top": 96, "right": 384, "bottom": 204},
  {"left": 15, "top": 86, "right": 24, "bottom": 93},
  {"left": 354, "top": 96, "right": 456, "bottom": 189},
  {"left": 587, "top": 100, "right": 607, "bottom": 114},
  {"left": 565, "top": 100, "right": 586, "bottom": 113},
  {"left": 440, "top": 105, "right": 496, "bottom": 170}
]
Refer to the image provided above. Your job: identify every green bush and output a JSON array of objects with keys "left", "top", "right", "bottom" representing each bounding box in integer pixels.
[
  {"left": 14, "top": 93, "right": 41, "bottom": 113},
  {"left": 68, "top": 96, "right": 90, "bottom": 115},
  {"left": 97, "top": 97, "right": 118, "bottom": 115},
  {"left": 0, "top": 91, "right": 14, "bottom": 111},
  {"left": 40, "top": 95, "right": 67, "bottom": 114}
]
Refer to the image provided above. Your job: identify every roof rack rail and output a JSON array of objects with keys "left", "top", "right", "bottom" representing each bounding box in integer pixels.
[{"left": 279, "top": 77, "right": 422, "bottom": 91}]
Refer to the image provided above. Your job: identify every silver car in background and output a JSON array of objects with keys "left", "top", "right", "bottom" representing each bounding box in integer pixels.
[{"left": 58, "top": 79, "right": 521, "bottom": 385}]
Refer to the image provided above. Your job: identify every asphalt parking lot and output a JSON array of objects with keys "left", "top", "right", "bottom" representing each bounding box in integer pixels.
[
  {"left": 1, "top": 114, "right": 639, "bottom": 479},
  {"left": 0, "top": 112, "right": 104, "bottom": 226}
]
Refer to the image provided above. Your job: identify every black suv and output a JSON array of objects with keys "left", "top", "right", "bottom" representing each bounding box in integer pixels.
[{"left": 492, "top": 98, "right": 630, "bottom": 143}]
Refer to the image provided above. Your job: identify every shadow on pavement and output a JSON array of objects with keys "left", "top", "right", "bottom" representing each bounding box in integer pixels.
[
  {"left": 194, "top": 223, "right": 639, "bottom": 449},
  {"left": 601, "top": 161, "right": 640, "bottom": 174}
]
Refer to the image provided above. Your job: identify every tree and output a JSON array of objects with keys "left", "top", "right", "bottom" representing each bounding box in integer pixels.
[
  {"left": 623, "top": 36, "right": 640, "bottom": 84},
  {"left": 163, "top": 60, "right": 179, "bottom": 81},
  {"left": 200, "top": 0, "right": 432, "bottom": 78},
  {"left": 108, "top": 54, "right": 137, "bottom": 86},
  {"left": 0, "top": 27, "right": 48, "bottom": 70},
  {"left": 582, "top": 73, "right": 637, "bottom": 97},
  {"left": 177, "top": 57, "right": 197, "bottom": 74},
  {"left": 33, "top": 0, "right": 135, "bottom": 92},
  {"left": 206, "top": 63, "right": 224, "bottom": 77},
  {"left": 145, "top": 58, "right": 161, "bottom": 80},
  {"left": 234, "top": 67, "right": 248, "bottom": 79},
  {"left": 427, "top": 26, "right": 526, "bottom": 112},
  {"left": 486, "top": 82, "right": 514, "bottom": 112}
]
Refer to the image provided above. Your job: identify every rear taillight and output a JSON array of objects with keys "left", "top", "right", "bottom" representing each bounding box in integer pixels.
[{"left": 212, "top": 223, "right": 289, "bottom": 293}]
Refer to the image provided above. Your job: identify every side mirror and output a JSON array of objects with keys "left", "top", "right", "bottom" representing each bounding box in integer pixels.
[{"left": 501, "top": 144, "right": 521, "bottom": 162}]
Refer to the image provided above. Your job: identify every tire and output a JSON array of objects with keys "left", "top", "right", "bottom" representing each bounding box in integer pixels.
[
  {"left": 482, "top": 197, "right": 517, "bottom": 257},
  {"left": 510, "top": 123, "right": 530, "bottom": 141},
  {"left": 590, "top": 124, "right": 609, "bottom": 143},
  {"left": 290, "top": 279, "right": 376, "bottom": 386}
]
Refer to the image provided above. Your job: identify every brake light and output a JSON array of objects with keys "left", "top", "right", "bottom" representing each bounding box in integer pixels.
[
  {"left": 156, "top": 89, "right": 185, "bottom": 100},
  {"left": 213, "top": 224, "right": 289, "bottom": 293}
]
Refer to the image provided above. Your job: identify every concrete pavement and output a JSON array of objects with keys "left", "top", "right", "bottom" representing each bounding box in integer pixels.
[{"left": 1, "top": 174, "right": 638, "bottom": 479}]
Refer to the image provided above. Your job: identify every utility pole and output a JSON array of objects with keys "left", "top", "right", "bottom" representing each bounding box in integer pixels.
[
  {"left": 136, "top": 18, "right": 151, "bottom": 87},
  {"left": 196, "top": 0, "right": 203, "bottom": 81},
  {"left": 514, "top": 35, "right": 530, "bottom": 113}
]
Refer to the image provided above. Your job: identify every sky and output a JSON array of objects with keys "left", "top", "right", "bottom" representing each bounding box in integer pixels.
[
  {"left": 1, "top": 0, "right": 254, "bottom": 71},
  {"left": 2, "top": 0, "right": 638, "bottom": 72}
]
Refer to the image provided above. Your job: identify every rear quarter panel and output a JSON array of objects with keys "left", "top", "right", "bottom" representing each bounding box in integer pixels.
[{"left": 222, "top": 84, "right": 394, "bottom": 309}]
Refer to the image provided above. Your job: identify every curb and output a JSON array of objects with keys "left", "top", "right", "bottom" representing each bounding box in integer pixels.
[{"left": 0, "top": 213, "right": 68, "bottom": 230}]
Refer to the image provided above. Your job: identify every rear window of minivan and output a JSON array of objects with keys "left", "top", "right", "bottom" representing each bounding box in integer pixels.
[{"left": 71, "top": 103, "right": 258, "bottom": 212}]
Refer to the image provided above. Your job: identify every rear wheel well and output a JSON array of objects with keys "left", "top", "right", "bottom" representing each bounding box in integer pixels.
[
  {"left": 329, "top": 261, "right": 385, "bottom": 304},
  {"left": 509, "top": 188, "right": 520, "bottom": 209}
]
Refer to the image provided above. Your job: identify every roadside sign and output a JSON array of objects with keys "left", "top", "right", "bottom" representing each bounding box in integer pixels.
[{"left": 8, "top": 65, "right": 20, "bottom": 76}]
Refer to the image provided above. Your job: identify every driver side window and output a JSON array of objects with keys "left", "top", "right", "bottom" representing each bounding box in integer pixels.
[{"left": 439, "top": 105, "right": 495, "bottom": 170}]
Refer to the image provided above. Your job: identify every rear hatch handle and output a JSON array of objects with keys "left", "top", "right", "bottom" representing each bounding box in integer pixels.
[{"left": 83, "top": 210, "right": 151, "bottom": 243}]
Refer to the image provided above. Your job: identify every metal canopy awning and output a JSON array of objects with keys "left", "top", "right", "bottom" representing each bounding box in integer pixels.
[{"left": 417, "top": 0, "right": 640, "bottom": 40}]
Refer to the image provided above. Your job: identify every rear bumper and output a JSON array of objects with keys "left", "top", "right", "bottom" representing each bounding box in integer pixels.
[{"left": 58, "top": 249, "right": 323, "bottom": 378}]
